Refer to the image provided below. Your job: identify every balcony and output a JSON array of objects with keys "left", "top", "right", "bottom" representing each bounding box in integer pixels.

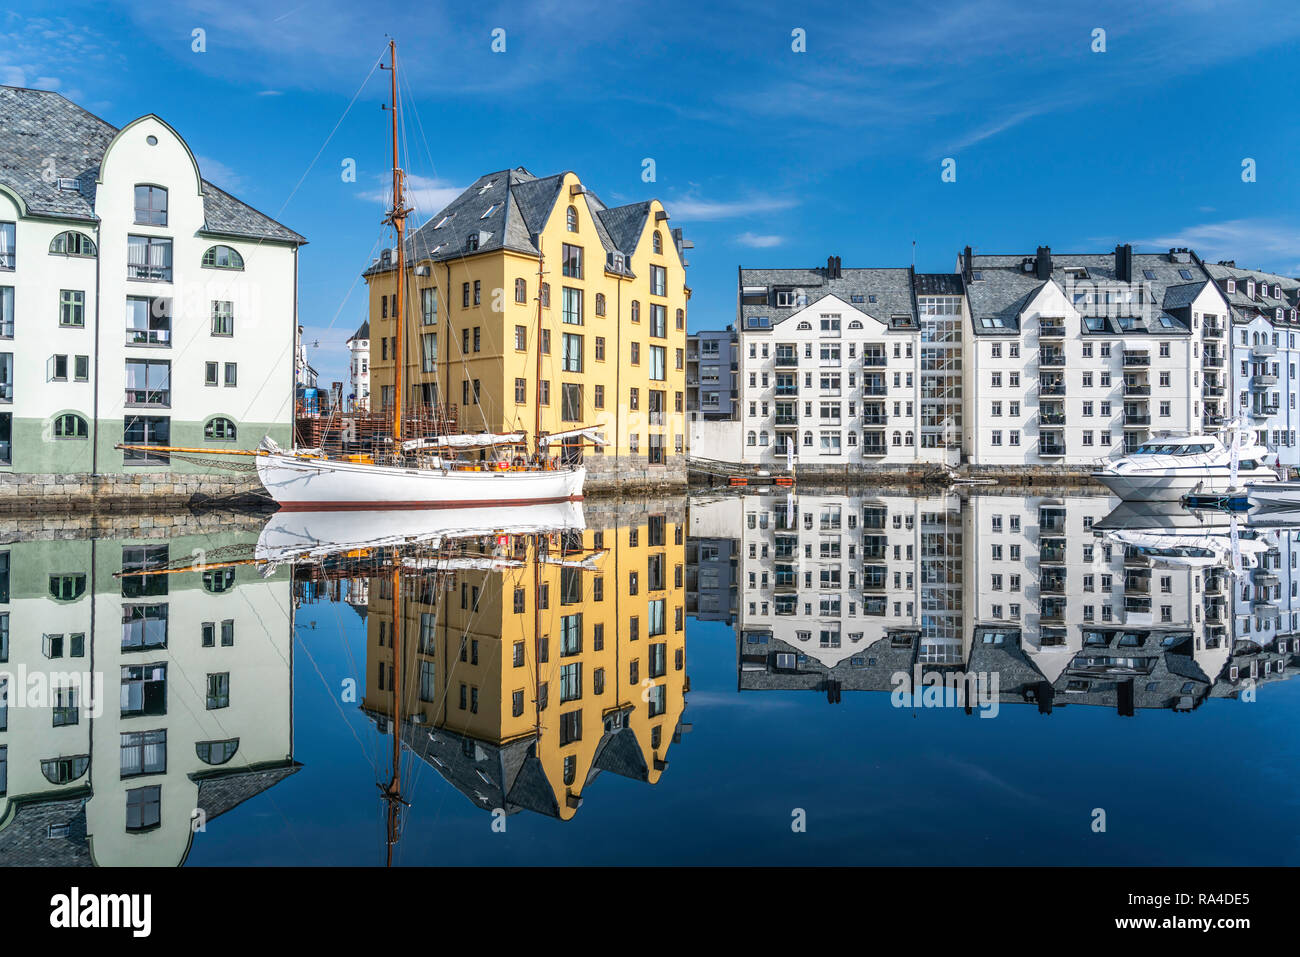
[
  {"left": 863, "top": 384, "right": 888, "bottom": 397},
  {"left": 862, "top": 353, "right": 888, "bottom": 367},
  {"left": 774, "top": 354, "right": 799, "bottom": 368},
  {"left": 1123, "top": 547, "right": 1149, "bottom": 568},
  {"left": 1203, "top": 321, "right": 1224, "bottom": 337},
  {"left": 1125, "top": 571, "right": 1151, "bottom": 593},
  {"left": 1123, "top": 383, "right": 1151, "bottom": 397},
  {"left": 1040, "top": 600, "right": 1067, "bottom": 624},
  {"left": 1038, "top": 351, "right": 1066, "bottom": 368},
  {"left": 1203, "top": 383, "right": 1225, "bottom": 397},
  {"left": 1253, "top": 342, "right": 1277, "bottom": 358},
  {"left": 1202, "top": 354, "right": 1225, "bottom": 368},
  {"left": 1039, "top": 322, "right": 1066, "bottom": 338},
  {"left": 1040, "top": 410, "right": 1065, "bottom": 426},
  {"left": 1122, "top": 352, "right": 1151, "bottom": 368},
  {"left": 124, "top": 388, "right": 170, "bottom": 408},
  {"left": 1041, "top": 573, "right": 1067, "bottom": 595},
  {"left": 862, "top": 508, "right": 887, "bottom": 531},
  {"left": 1040, "top": 540, "right": 1067, "bottom": 564},
  {"left": 1123, "top": 412, "right": 1151, "bottom": 426},
  {"left": 861, "top": 414, "right": 888, "bottom": 426},
  {"left": 1039, "top": 381, "right": 1066, "bottom": 397},
  {"left": 1251, "top": 373, "right": 1278, "bottom": 388},
  {"left": 863, "top": 536, "right": 888, "bottom": 562},
  {"left": 1039, "top": 512, "right": 1066, "bottom": 534},
  {"left": 1252, "top": 569, "right": 1279, "bottom": 587},
  {"left": 774, "top": 414, "right": 798, "bottom": 426},
  {"left": 862, "top": 440, "right": 887, "bottom": 457},
  {"left": 775, "top": 385, "right": 798, "bottom": 397},
  {"left": 1038, "top": 441, "right": 1067, "bottom": 457},
  {"left": 1250, "top": 404, "right": 1279, "bottom": 419}
]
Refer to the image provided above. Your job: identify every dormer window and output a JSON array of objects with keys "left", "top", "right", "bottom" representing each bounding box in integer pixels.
[
  {"left": 1178, "top": 268, "right": 1193, "bottom": 280},
  {"left": 133, "top": 185, "right": 167, "bottom": 226},
  {"left": 1064, "top": 267, "right": 1088, "bottom": 280},
  {"left": 776, "top": 290, "right": 797, "bottom": 307},
  {"left": 1274, "top": 284, "right": 1282, "bottom": 298},
  {"left": 465, "top": 233, "right": 479, "bottom": 251},
  {"left": 1226, "top": 279, "right": 1236, "bottom": 293},
  {"left": 1247, "top": 280, "right": 1255, "bottom": 297},
  {"left": 970, "top": 271, "right": 984, "bottom": 282}
]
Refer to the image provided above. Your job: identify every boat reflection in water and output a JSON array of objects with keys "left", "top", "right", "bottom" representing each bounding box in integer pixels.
[
  {"left": 693, "top": 490, "right": 1300, "bottom": 716},
  {"left": 0, "top": 517, "right": 296, "bottom": 866},
  {"left": 284, "top": 499, "right": 689, "bottom": 836}
]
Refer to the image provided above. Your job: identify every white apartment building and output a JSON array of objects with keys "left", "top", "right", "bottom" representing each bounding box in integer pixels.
[
  {"left": 0, "top": 531, "right": 295, "bottom": 866},
  {"left": 961, "top": 245, "right": 1225, "bottom": 466},
  {"left": 347, "top": 319, "right": 370, "bottom": 411},
  {"left": 0, "top": 86, "right": 304, "bottom": 478},
  {"left": 709, "top": 490, "right": 1249, "bottom": 711},
  {"left": 736, "top": 260, "right": 964, "bottom": 469},
  {"left": 1201, "top": 263, "right": 1300, "bottom": 468}
]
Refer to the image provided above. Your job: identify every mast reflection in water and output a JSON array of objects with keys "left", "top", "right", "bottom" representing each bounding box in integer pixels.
[{"left": 4, "top": 490, "right": 1300, "bottom": 865}]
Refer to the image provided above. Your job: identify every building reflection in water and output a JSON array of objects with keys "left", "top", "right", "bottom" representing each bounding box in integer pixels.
[
  {"left": 0, "top": 520, "right": 296, "bottom": 866},
  {"left": 691, "top": 491, "right": 1300, "bottom": 714},
  {"left": 349, "top": 501, "right": 690, "bottom": 824}
]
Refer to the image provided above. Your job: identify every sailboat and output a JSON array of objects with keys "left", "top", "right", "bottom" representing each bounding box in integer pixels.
[{"left": 121, "top": 41, "right": 596, "bottom": 511}]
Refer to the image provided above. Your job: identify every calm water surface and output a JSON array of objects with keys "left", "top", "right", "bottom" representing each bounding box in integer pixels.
[{"left": 3, "top": 489, "right": 1299, "bottom": 866}]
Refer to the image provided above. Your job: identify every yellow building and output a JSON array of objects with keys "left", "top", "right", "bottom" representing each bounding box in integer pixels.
[
  {"left": 363, "top": 168, "right": 690, "bottom": 484},
  {"left": 360, "top": 504, "right": 688, "bottom": 820}
]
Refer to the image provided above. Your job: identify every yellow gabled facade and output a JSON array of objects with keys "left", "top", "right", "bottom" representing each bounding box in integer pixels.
[
  {"left": 364, "top": 170, "right": 690, "bottom": 471},
  {"left": 361, "top": 508, "right": 688, "bottom": 820}
]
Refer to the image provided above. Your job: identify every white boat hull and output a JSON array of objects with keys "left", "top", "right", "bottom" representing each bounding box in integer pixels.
[
  {"left": 1094, "top": 469, "right": 1279, "bottom": 502},
  {"left": 255, "top": 453, "right": 585, "bottom": 511},
  {"left": 1248, "top": 482, "right": 1300, "bottom": 511}
]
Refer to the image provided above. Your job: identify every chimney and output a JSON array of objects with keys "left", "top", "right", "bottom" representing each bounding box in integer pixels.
[
  {"left": 963, "top": 245, "right": 973, "bottom": 280},
  {"left": 834, "top": 255, "right": 842, "bottom": 278},
  {"left": 1114, "top": 243, "right": 1132, "bottom": 283},
  {"left": 1035, "top": 245, "right": 1052, "bottom": 280},
  {"left": 826, "top": 255, "right": 841, "bottom": 279}
]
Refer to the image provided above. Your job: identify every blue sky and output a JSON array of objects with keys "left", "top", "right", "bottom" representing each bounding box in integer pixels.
[{"left": 5, "top": 0, "right": 1300, "bottom": 385}]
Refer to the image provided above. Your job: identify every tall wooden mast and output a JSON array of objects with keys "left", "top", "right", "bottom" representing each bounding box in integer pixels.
[
  {"left": 382, "top": 557, "right": 407, "bottom": 866},
  {"left": 535, "top": 252, "right": 546, "bottom": 460},
  {"left": 382, "top": 39, "right": 409, "bottom": 445}
]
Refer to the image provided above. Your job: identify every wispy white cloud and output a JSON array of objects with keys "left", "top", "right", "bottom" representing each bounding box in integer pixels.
[
  {"left": 195, "top": 154, "right": 245, "bottom": 192},
  {"left": 667, "top": 194, "right": 798, "bottom": 221},
  {"left": 358, "top": 174, "right": 465, "bottom": 218},
  {"left": 1137, "top": 218, "right": 1300, "bottom": 273},
  {"left": 735, "top": 231, "right": 785, "bottom": 248}
]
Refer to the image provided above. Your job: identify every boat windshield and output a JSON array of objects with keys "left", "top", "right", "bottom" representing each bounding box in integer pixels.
[{"left": 1132, "top": 442, "right": 1213, "bottom": 455}]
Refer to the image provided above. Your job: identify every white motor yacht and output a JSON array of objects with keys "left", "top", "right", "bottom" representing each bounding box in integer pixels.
[{"left": 1093, "top": 432, "right": 1279, "bottom": 502}]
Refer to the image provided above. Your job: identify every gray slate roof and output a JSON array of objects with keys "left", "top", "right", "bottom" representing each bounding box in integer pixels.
[
  {"left": 1201, "top": 261, "right": 1300, "bottom": 326},
  {"left": 965, "top": 248, "right": 1206, "bottom": 337},
  {"left": 0, "top": 85, "right": 304, "bottom": 244},
  {"left": 370, "top": 167, "right": 653, "bottom": 276},
  {"left": 737, "top": 265, "right": 918, "bottom": 331}
]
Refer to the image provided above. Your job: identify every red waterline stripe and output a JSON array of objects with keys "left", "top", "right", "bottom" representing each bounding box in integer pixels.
[{"left": 275, "top": 494, "right": 584, "bottom": 512}]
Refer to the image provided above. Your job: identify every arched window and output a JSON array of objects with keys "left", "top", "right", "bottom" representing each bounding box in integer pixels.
[
  {"left": 631, "top": 300, "right": 640, "bottom": 323},
  {"left": 49, "top": 574, "right": 86, "bottom": 601},
  {"left": 595, "top": 293, "right": 606, "bottom": 316},
  {"left": 759, "top": 431, "right": 769, "bottom": 446},
  {"left": 202, "top": 245, "right": 244, "bottom": 270},
  {"left": 196, "top": 738, "right": 240, "bottom": 766},
  {"left": 203, "top": 568, "right": 236, "bottom": 593},
  {"left": 514, "top": 277, "right": 526, "bottom": 303},
  {"left": 797, "top": 321, "right": 811, "bottom": 330},
  {"left": 803, "top": 431, "right": 813, "bottom": 447},
  {"left": 566, "top": 205, "right": 578, "bottom": 232},
  {"left": 563, "top": 754, "right": 576, "bottom": 786},
  {"left": 53, "top": 413, "right": 88, "bottom": 438},
  {"left": 49, "top": 231, "right": 97, "bottom": 257},
  {"left": 892, "top": 430, "right": 902, "bottom": 447},
  {"left": 653, "top": 231, "right": 663, "bottom": 254},
  {"left": 847, "top": 319, "right": 863, "bottom": 329},
  {"left": 675, "top": 308, "right": 684, "bottom": 330},
  {"left": 905, "top": 430, "right": 914, "bottom": 447},
  {"left": 134, "top": 184, "right": 167, "bottom": 225},
  {"left": 41, "top": 755, "right": 90, "bottom": 784},
  {"left": 747, "top": 430, "right": 757, "bottom": 446},
  {"left": 204, "top": 417, "right": 237, "bottom": 440}
]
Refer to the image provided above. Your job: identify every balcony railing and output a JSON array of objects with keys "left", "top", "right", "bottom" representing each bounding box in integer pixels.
[
  {"left": 863, "top": 385, "right": 888, "bottom": 397},
  {"left": 1040, "top": 542, "right": 1066, "bottom": 563},
  {"left": 1251, "top": 373, "right": 1278, "bottom": 388},
  {"left": 862, "top": 414, "right": 888, "bottom": 426},
  {"left": 775, "top": 385, "right": 798, "bottom": 397},
  {"left": 1039, "top": 322, "right": 1066, "bottom": 337},
  {"left": 861, "top": 443, "right": 887, "bottom": 457},
  {"left": 1202, "top": 355, "right": 1224, "bottom": 368},
  {"left": 124, "top": 388, "right": 170, "bottom": 407},
  {"left": 1039, "top": 442, "right": 1067, "bottom": 457},
  {"left": 1122, "top": 352, "right": 1151, "bottom": 367},
  {"left": 1039, "top": 381, "right": 1066, "bottom": 397},
  {"left": 1203, "top": 321, "right": 1224, "bottom": 337},
  {"left": 1203, "top": 384, "right": 1225, "bottom": 397},
  {"left": 127, "top": 327, "right": 171, "bottom": 347},
  {"left": 1253, "top": 342, "right": 1277, "bottom": 357},
  {"left": 1038, "top": 352, "right": 1066, "bottom": 368},
  {"left": 774, "top": 414, "right": 798, "bottom": 426},
  {"left": 862, "top": 354, "right": 887, "bottom": 367},
  {"left": 1124, "top": 413, "right": 1151, "bottom": 425},
  {"left": 1123, "top": 383, "right": 1150, "bottom": 396},
  {"left": 1040, "top": 411, "right": 1065, "bottom": 426},
  {"left": 774, "top": 354, "right": 799, "bottom": 368}
]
